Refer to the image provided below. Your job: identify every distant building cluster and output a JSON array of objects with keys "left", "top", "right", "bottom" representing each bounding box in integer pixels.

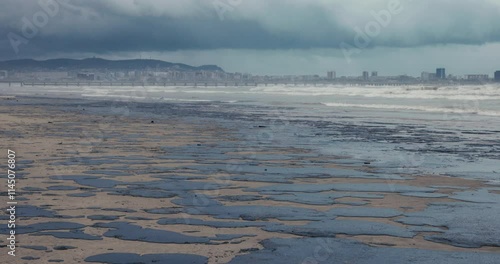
[
  {"left": 321, "top": 67, "right": 500, "bottom": 84},
  {"left": 421, "top": 72, "right": 436, "bottom": 81},
  {"left": 1, "top": 64, "right": 500, "bottom": 85},
  {"left": 5, "top": 69, "right": 253, "bottom": 83},
  {"left": 465, "top": 74, "right": 489, "bottom": 81},
  {"left": 419, "top": 68, "right": 499, "bottom": 83}
]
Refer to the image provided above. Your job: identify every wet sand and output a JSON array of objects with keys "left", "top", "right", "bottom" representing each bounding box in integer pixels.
[{"left": 1, "top": 96, "right": 499, "bottom": 263}]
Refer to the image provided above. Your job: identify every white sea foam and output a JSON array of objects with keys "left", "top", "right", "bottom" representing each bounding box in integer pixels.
[
  {"left": 321, "top": 102, "right": 500, "bottom": 117},
  {"left": 249, "top": 84, "right": 500, "bottom": 100},
  {"left": 161, "top": 98, "right": 213, "bottom": 102},
  {"left": 13, "top": 84, "right": 500, "bottom": 101}
]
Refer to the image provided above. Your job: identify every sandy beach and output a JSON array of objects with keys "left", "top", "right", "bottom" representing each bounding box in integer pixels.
[{"left": 1, "top": 96, "right": 499, "bottom": 263}]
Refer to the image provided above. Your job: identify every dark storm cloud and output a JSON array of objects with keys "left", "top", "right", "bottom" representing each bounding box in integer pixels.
[{"left": 1, "top": 0, "right": 500, "bottom": 59}]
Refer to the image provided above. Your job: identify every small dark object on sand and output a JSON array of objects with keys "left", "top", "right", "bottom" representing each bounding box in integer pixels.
[{"left": 239, "top": 248, "right": 259, "bottom": 253}]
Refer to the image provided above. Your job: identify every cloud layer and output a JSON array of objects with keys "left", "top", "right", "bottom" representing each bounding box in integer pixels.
[{"left": 1, "top": 0, "right": 500, "bottom": 59}]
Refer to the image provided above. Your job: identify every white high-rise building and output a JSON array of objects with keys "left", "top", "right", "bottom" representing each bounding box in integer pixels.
[
  {"left": 0, "top": 70, "right": 7, "bottom": 79},
  {"left": 327, "top": 71, "right": 336, "bottom": 80},
  {"left": 362, "top": 71, "right": 369, "bottom": 80}
]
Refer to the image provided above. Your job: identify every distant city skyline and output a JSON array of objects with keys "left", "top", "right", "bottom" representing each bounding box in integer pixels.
[
  {"left": 1, "top": 56, "right": 499, "bottom": 79},
  {"left": 2, "top": 58, "right": 499, "bottom": 87}
]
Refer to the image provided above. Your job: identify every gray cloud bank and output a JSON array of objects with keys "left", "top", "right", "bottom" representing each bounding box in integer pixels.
[{"left": 1, "top": 0, "right": 500, "bottom": 59}]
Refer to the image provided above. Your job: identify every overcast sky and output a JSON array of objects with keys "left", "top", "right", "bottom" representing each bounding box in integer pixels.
[{"left": 1, "top": 0, "right": 500, "bottom": 76}]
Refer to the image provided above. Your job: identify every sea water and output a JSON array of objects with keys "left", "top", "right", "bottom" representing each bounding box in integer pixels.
[{"left": 2, "top": 83, "right": 499, "bottom": 183}]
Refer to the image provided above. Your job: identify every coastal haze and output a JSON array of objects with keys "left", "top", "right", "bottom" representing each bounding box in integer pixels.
[{"left": 1, "top": 1, "right": 500, "bottom": 264}]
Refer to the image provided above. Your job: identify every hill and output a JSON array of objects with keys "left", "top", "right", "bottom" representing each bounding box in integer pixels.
[{"left": 0, "top": 58, "right": 224, "bottom": 72}]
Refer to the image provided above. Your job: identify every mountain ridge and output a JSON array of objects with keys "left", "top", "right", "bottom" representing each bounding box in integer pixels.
[{"left": 0, "top": 58, "right": 224, "bottom": 72}]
